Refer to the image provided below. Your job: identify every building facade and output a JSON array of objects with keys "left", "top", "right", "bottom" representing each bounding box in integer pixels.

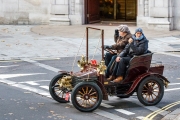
[{"left": 0, "top": 0, "right": 179, "bottom": 31}]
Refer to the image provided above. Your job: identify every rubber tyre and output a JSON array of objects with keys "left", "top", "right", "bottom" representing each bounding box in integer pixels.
[
  {"left": 71, "top": 82, "right": 102, "bottom": 112},
  {"left": 49, "top": 73, "right": 69, "bottom": 103},
  {"left": 137, "top": 76, "right": 164, "bottom": 106}
]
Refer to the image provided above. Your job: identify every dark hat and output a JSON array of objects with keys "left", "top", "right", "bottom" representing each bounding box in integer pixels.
[{"left": 135, "top": 28, "right": 143, "bottom": 34}]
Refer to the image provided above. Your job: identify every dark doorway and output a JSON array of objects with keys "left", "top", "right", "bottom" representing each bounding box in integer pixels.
[
  {"left": 85, "top": 0, "right": 137, "bottom": 24},
  {"left": 99, "top": 0, "right": 137, "bottom": 21}
]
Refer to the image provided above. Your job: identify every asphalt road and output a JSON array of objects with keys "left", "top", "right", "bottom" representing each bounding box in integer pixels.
[{"left": 0, "top": 53, "right": 180, "bottom": 120}]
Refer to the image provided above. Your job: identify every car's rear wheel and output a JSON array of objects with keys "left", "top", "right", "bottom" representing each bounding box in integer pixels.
[
  {"left": 137, "top": 76, "right": 164, "bottom": 106},
  {"left": 71, "top": 82, "right": 102, "bottom": 112}
]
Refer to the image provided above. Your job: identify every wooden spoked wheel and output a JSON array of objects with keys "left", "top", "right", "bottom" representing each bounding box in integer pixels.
[
  {"left": 49, "top": 74, "right": 69, "bottom": 103},
  {"left": 137, "top": 76, "right": 164, "bottom": 106},
  {"left": 71, "top": 82, "right": 102, "bottom": 112}
]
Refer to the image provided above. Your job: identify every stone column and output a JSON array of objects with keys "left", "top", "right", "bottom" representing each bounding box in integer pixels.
[
  {"left": 137, "top": 0, "right": 149, "bottom": 27},
  {"left": 144, "top": 0, "right": 149, "bottom": 17},
  {"left": 148, "top": 0, "right": 173, "bottom": 30},
  {"left": 69, "top": 0, "right": 84, "bottom": 25}
]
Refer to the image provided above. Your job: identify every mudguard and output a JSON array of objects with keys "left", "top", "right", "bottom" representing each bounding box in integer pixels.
[{"left": 125, "top": 72, "right": 170, "bottom": 95}]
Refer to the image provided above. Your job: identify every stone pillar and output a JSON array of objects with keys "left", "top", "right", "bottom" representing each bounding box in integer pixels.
[
  {"left": 69, "top": 0, "right": 84, "bottom": 25},
  {"left": 137, "top": 0, "right": 149, "bottom": 27},
  {"left": 144, "top": 0, "right": 149, "bottom": 17},
  {"left": 148, "top": 0, "right": 173, "bottom": 30},
  {"left": 173, "top": 0, "right": 180, "bottom": 30}
]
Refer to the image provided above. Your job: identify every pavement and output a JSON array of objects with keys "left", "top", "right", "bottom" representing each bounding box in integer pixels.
[
  {"left": 0, "top": 24, "right": 180, "bottom": 61},
  {"left": 0, "top": 23, "right": 180, "bottom": 119}
]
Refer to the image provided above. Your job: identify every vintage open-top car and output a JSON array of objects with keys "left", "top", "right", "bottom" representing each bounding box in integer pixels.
[{"left": 49, "top": 27, "right": 170, "bottom": 112}]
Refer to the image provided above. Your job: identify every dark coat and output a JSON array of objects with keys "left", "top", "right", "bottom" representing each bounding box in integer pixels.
[
  {"left": 111, "top": 33, "right": 132, "bottom": 54},
  {"left": 118, "top": 34, "right": 148, "bottom": 58}
]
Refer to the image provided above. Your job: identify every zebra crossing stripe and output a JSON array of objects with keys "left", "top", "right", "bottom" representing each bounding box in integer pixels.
[
  {"left": 0, "top": 65, "right": 19, "bottom": 68},
  {"left": 94, "top": 109, "right": 127, "bottom": 120},
  {"left": 40, "top": 86, "right": 49, "bottom": 90},
  {"left": 115, "top": 109, "right": 135, "bottom": 115},
  {"left": 1, "top": 79, "right": 53, "bottom": 98},
  {"left": 23, "top": 81, "right": 40, "bottom": 85},
  {"left": 100, "top": 103, "right": 114, "bottom": 108}
]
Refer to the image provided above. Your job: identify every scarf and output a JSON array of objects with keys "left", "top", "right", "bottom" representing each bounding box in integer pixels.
[{"left": 132, "top": 34, "right": 144, "bottom": 41}]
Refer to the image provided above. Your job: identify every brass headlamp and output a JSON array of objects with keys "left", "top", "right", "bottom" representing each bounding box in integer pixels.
[{"left": 97, "top": 60, "right": 107, "bottom": 75}]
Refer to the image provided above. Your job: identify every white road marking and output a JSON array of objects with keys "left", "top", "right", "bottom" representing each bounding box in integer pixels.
[
  {"left": 24, "top": 81, "right": 40, "bottom": 85},
  {"left": 94, "top": 109, "right": 127, "bottom": 120},
  {"left": 21, "top": 58, "right": 61, "bottom": 72},
  {"left": 34, "top": 80, "right": 50, "bottom": 82},
  {"left": 100, "top": 103, "right": 114, "bottom": 108},
  {"left": 0, "top": 79, "right": 51, "bottom": 98},
  {"left": 165, "top": 88, "right": 180, "bottom": 91},
  {"left": 40, "top": 86, "right": 49, "bottom": 90},
  {"left": 169, "top": 83, "right": 180, "bottom": 85},
  {"left": 0, "top": 79, "right": 16, "bottom": 85},
  {"left": 115, "top": 109, "right": 135, "bottom": 115},
  {"left": 1, "top": 79, "right": 128, "bottom": 120},
  {"left": 0, "top": 65, "right": 19, "bottom": 68},
  {"left": 158, "top": 52, "right": 180, "bottom": 58},
  {"left": 0, "top": 73, "right": 46, "bottom": 79},
  {"left": 136, "top": 116, "right": 145, "bottom": 120},
  {"left": 19, "top": 80, "right": 50, "bottom": 84}
]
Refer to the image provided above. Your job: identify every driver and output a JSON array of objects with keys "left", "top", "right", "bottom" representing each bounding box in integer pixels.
[
  {"left": 104, "top": 25, "right": 132, "bottom": 80},
  {"left": 111, "top": 28, "right": 149, "bottom": 83}
]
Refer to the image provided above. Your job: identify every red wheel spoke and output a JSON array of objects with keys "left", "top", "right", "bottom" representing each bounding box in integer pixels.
[
  {"left": 151, "top": 94, "right": 154, "bottom": 100},
  {"left": 153, "top": 86, "right": 159, "bottom": 90},
  {"left": 148, "top": 95, "right": 150, "bottom": 101},
  {"left": 152, "top": 92, "right": 158, "bottom": 97},
  {"left": 144, "top": 93, "right": 148, "bottom": 100},
  {"left": 144, "top": 85, "right": 149, "bottom": 90}
]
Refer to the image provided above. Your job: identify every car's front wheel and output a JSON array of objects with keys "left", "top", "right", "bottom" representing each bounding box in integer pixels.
[{"left": 71, "top": 82, "right": 102, "bottom": 112}]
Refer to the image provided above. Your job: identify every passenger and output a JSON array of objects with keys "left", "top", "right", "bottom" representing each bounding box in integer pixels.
[
  {"left": 111, "top": 28, "right": 148, "bottom": 83},
  {"left": 104, "top": 25, "right": 132, "bottom": 79}
]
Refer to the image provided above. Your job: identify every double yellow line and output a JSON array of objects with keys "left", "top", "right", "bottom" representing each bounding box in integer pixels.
[{"left": 144, "top": 101, "right": 180, "bottom": 120}]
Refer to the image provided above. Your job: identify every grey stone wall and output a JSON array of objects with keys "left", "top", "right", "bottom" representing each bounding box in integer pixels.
[
  {"left": 0, "top": 0, "right": 84, "bottom": 25},
  {"left": 137, "top": 0, "right": 180, "bottom": 31},
  {"left": 0, "top": 0, "right": 50, "bottom": 25}
]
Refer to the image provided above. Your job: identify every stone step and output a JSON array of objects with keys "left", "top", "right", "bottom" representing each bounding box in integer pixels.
[{"left": 49, "top": 17, "right": 70, "bottom": 25}]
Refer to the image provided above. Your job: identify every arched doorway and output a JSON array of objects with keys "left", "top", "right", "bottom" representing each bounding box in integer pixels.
[{"left": 85, "top": 0, "right": 137, "bottom": 24}]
